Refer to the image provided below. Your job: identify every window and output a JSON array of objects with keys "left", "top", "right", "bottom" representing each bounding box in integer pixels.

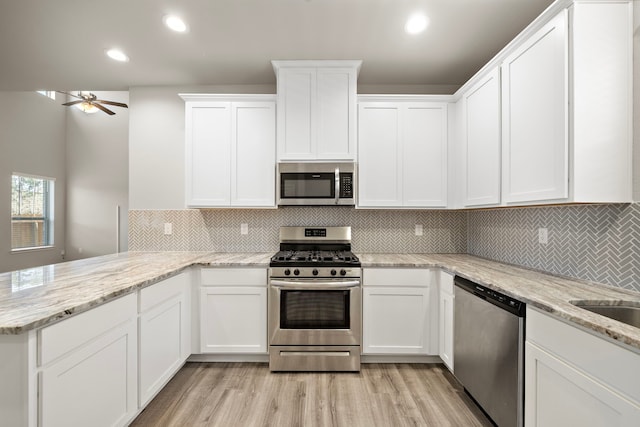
[
  {"left": 11, "top": 174, "right": 54, "bottom": 250},
  {"left": 36, "top": 90, "right": 56, "bottom": 100}
]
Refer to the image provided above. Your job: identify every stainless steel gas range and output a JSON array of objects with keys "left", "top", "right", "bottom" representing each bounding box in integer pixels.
[{"left": 268, "top": 226, "right": 362, "bottom": 372}]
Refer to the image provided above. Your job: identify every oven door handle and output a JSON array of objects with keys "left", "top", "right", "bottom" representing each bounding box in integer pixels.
[{"left": 270, "top": 279, "right": 361, "bottom": 289}]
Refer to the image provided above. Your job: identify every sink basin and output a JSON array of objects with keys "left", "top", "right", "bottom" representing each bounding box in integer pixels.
[{"left": 571, "top": 302, "right": 640, "bottom": 329}]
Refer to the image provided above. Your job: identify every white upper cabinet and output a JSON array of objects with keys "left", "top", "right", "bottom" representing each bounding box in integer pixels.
[
  {"left": 462, "top": 68, "right": 501, "bottom": 207},
  {"left": 502, "top": 11, "right": 568, "bottom": 204},
  {"left": 500, "top": 2, "right": 632, "bottom": 205},
  {"left": 358, "top": 97, "right": 448, "bottom": 208},
  {"left": 182, "top": 95, "right": 276, "bottom": 208},
  {"left": 273, "top": 60, "right": 360, "bottom": 161}
]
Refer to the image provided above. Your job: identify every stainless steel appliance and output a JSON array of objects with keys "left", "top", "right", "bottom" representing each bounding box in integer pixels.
[
  {"left": 268, "top": 226, "right": 361, "bottom": 371},
  {"left": 277, "top": 162, "right": 356, "bottom": 206},
  {"left": 454, "top": 276, "right": 525, "bottom": 427}
]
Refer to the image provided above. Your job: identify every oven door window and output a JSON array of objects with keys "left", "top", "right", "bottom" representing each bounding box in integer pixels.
[
  {"left": 280, "top": 173, "right": 335, "bottom": 199},
  {"left": 280, "top": 290, "right": 350, "bottom": 329}
]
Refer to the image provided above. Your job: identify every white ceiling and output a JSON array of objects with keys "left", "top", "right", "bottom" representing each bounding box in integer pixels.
[{"left": 0, "top": 0, "right": 555, "bottom": 92}]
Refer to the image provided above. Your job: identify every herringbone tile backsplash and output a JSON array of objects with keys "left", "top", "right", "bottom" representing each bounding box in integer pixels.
[
  {"left": 129, "top": 207, "right": 467, "bottom": 254},
  {"left": 468, "top": 203, "right": 640, "bottom": 293},
  {"left": 129, "top": 203, "right": 640, "bottom": 292}
]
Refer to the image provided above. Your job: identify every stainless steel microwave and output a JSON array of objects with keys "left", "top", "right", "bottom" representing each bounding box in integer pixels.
[{"left": 277, "top": 162, "right": 356, "bottom": 206}]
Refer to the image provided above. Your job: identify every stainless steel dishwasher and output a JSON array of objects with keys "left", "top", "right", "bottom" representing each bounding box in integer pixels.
[{"left": 454, "top": 276, "right": 525, "bottom": 427}]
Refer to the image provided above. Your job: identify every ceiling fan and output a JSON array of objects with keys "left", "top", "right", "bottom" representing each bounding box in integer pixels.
[{"left": 57, "top": 91, "right": 128, "bottom": 115}]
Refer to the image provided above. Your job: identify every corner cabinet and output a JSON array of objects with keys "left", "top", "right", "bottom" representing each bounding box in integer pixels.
[
  {"left": 362, "top": 268, "right": 438, "bottom": 355},
  {"left": 501, "top": 2, "right": 632, "bottom": 205},
  {"left": 199, "top": 268, "right": 267, "bottom": 354},
  {"left": 462, "top": 67, "right": 501, "bottom": 207},
  {"left": 358, "top": 97, "right": 448, "bottom": 208},
  {"left": 181, "top": 94, "right": 276, "bottom": 208},
  {"left": 272, "top": 60, "right": 361, "bottom": 161},
  {"left": 525, "top": 307, "right": 640, "bottom": 426}
]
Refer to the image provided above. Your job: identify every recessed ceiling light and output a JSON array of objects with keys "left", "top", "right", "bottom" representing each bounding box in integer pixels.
[
  {"left": 105, "top": 48, "right": 129, "bottom": 62},
  {"left": 405, "top": 13, "right": 429, "bottom": 35},
  {"left": 163, "top": 15, "right": 188, "bottom": 33}
]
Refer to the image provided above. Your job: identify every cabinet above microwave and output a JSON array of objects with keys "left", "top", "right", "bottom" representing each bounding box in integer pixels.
[{"left": 272, "top": 60, "right": 361, "bottom": 161}]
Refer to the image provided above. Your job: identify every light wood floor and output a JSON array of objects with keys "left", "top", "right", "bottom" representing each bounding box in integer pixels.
[{"left": 131, "top": 362, "right": 493, "bottom": 427}]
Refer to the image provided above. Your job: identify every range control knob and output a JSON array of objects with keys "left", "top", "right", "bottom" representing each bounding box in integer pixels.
[
  {"left": 340, "top": 269, "right": 347, "bottom": 276},
  {"left": 293, "top": 269, "right": 300, "bottom": 276},
  {"left": 312, "top": 269, "right": 319, "bottom": 276},
  {"left": 284, "top": 269, "right": 291, "bottom": 276},
  {"left": 331, "top": 269, "right": 337, "bottom": 276}
]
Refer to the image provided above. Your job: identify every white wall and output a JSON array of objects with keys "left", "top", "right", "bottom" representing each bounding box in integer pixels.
[
  {"left": 0, "top": 92, "right": 66, "bottom": 272},
  {"left": 128, "top": 84, "right": 275, "bottom": 209},
  {"left": 65, "top": 91, "right": 129, "bottom": 260}
]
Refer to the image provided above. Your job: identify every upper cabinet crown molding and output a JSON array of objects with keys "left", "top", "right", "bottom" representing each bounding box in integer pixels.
[{"left": 273, "top": 60, "right": 361, "bottom": 161}]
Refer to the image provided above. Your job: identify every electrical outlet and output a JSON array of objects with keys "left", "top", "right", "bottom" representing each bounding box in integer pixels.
[
  {"left": 164, "top": 223, "right": 173, "bottom": 235},
  {"left": 415, "top": 224, "right": 423, "bottom": 236},
  {"left": 241, "top": 223, "right": 249, "bottom": 235},
  {"left": 538, "top": 227, "right": 548, "bottom": 244}
]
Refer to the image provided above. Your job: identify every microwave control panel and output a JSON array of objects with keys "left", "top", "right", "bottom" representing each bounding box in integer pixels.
[{"left": 340, "top": 173, "right": 354, "bottom": 198}]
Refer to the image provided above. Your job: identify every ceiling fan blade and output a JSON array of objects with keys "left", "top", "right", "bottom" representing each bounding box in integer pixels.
[
  {"left": 95, "top": 100, "right": 128, "bottom": 108},
  {"left": 62, "top": 100, "right": 84, "bottom": 106},
  {"left": 93, "top": 103, "right": 116, "bottom": 115}
]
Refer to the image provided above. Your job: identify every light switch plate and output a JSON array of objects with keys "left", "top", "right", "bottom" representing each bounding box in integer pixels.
[
  {"left": 415, "top": 224, "right": 423, "bottom": 236},
  {"left": 164, "top": 223, "right": 173, "bottom": 235},
  {"left": 241, "top": 223, "right": 249, "bottom": 235}
]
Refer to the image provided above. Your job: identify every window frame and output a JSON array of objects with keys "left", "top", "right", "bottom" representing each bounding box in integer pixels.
[{"left": 11, "top": 173, "right": 55, "bottom": 252}]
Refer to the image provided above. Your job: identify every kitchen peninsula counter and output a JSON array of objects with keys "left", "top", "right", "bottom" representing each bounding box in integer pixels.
[{"left": 1, "top": 251, "right": 639, "bottom": 353}]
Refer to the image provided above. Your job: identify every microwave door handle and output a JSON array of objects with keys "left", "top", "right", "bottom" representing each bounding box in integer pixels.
[{"left": 335, "top": 167, "right": 340, "bottom": 205}]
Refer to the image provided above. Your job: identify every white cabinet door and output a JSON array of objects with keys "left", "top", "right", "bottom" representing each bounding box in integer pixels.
[
  {"left": 40, "top": 294, "right": 137, "bottom": 427},
  {"left": 316, "top": 67, "right": 357, "bottom": 159},
  {"left": 184, "top": 97, "right": 276, "bottom": 208},
  {"left": 200, "top": 286, "right": 267, "bottom": 353},
  {"left": 231, "top": 102, "right": 276, "bottom": 206},
  {"left": 463, "top": 68, "right": 501, "bottom": 207},
  {"left": 502, "top": 11, "right": 568, "bottom": 204},
  {"left": 525, "top": 342, "right": 640, "bottom": 427},
  {"left": 139, "top": 273, "right": 191, "bottom": 407},
  {"left": 403, "top": 103, "right": 447, "bottom": 207},
  {"left": 358, "top": 103, "right": 402, "bottom": 207},
  {"left": 438, "top": 271, "right": 454, "bottom": 371},
  {"left": 358, "top": 99, "right": 448, "bottom": 208},
  {"left": 185, "top": 102, "right": 232, "bottom": 206},
  {"left": 277, "top": 67, "right": 315, "bottom": 160},
  {"left": 362, "top": 286, "right": 432, "bottom": 355}
]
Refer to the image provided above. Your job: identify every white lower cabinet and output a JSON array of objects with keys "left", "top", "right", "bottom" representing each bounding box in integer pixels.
[
  {"left": 525, "top": 307, "right": 640, "bottom": 426},
  {"left": 199, "top": 268, "right": 267, "bottom": 354},
  {"left": 139, "top": 273, "right": 191, "bottom": 407},
  {"left": 39, "top": 293, "right": 138, "bottom": 427},
  {"left": 362, "top": 268, "right": 437, "bottom": 355},
  {"left": 438, "top": 271, "right": 454, "bottom": 371}
]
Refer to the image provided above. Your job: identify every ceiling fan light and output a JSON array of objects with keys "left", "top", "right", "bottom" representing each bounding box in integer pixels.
[
  {"left": 105, "top": 48, "right": 129, "bottom": 62},
  {"left": 77, "top": 101, "right": 99, "bottom": 114},
  {"left": 164, "top": 15, "right": 188, "bottom": 33},
  {"left": 405, "top": 13, "right": 429, "bottom": 35}
]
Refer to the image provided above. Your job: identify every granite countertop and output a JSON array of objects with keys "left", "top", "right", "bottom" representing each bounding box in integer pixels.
[
  {"left": 2, "top": 251, "right": 640, "bottom": 354},
  {"left": 0, "top": 251, "right": 272, "bottom": 334},
  {"left": 360, "top": 253, "right": 640, "bottom": 352}
]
